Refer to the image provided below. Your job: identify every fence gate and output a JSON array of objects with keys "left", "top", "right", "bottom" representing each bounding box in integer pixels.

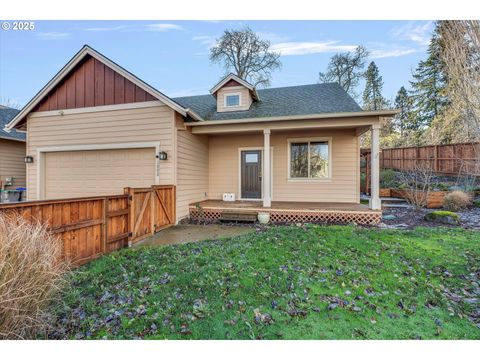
[{"left": 125, "top": 185, "right": 176, "bottom": 244}]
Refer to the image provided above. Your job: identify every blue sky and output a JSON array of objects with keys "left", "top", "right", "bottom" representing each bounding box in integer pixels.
[{"left": 0, "top": 20, "right": 434, "bottom": 107}]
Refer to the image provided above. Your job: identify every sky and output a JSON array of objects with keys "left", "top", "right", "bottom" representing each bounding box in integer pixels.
[{"left": 0, "top": 20, "right": 435, "bottom": 107}]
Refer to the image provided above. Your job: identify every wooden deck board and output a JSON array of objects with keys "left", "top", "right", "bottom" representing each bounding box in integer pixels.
[{"left": 190, "top": 200, "right": 376, "bottom": 213}]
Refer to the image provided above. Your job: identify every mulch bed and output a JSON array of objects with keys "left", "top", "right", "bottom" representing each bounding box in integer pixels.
[{"left": 381, "top": 206, "right": 480, "bottom": 230}]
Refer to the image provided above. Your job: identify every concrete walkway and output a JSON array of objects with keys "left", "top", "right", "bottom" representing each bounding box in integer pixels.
[{"left": 137, "top": 224, "right": 255, "bottom": 247}]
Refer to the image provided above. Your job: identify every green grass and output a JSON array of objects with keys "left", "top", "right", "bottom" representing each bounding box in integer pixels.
[{"left": 49, "top": 225, "right": 480, "bottom": 340}]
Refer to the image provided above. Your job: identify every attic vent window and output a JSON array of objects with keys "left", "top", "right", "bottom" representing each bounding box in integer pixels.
[{"left": 225, "top": 94, "right": 240, "bottom": 107}]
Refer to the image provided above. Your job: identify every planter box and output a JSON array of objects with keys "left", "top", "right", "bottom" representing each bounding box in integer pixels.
[
  {"left": 379, "top": 188, "right": 391, "bottom": 198},
  {"left": 390, "top": 189, "right": 447, "bottom": 209}
]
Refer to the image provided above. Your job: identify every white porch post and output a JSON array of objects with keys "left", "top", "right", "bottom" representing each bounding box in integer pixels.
[
  {"left": 370, "top": 124, "right": 381, "bottom": 210},
  {"left": 263, "top": 129, "right": 271, "bottom": 208}
]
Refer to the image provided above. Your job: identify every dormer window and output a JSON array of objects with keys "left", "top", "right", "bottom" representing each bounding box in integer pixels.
[
  {"left": 210, "top": 74, "right": 258, "bottom": 113},
  {"left": 225, "top": 94, "right": 240, "bottom": 107}
]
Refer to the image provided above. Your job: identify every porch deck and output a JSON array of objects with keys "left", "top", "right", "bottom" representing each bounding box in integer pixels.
[{"left": 189, "top": 200, "right": 381, "bottom": 225}]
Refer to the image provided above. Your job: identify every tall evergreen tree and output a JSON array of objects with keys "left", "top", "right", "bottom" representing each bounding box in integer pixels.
[
  {"left": 409, "top": 23, "right": 449, "bottom": 128},
  {"left": 393, "top": 86, "right": 416, "bottom": 135},
  {"left": 362, "top": 61, "right": 388, "bottom": 110}
]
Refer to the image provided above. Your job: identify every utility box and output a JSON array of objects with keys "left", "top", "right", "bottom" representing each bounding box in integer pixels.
[
  {"left": 4, "top": 177, "right": 13, "bottom": 186},
  {"left": 222, "top": 193, "right": 236, "bottom": 202}
]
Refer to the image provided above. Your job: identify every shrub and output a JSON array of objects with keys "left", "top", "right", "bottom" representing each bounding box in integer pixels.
[
  {"left": 380, "top": 169, "right": 398, "bottom": 189},
  {"left": 0, "top": 215, "right": 69, "bottom": 339},
  {"left": 443, "top": 190, "right": 472, "bottom": 211},
  {"left": 474, "top": 199, "right": 480, "bottom": 208}
]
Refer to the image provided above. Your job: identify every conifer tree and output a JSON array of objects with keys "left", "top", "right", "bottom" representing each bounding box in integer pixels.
[
  {"left": 409, "top": 23, "right": 449, "bottom": 127},
  {"left": 362, "top": 61, "right": 388, "bottom": 111}
]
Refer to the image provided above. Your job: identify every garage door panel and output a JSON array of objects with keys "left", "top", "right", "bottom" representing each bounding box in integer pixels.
[{"left": 44, "top": 148, "right": 155, "bottom": 199}]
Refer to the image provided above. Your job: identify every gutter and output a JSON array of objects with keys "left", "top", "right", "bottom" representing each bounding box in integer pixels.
[{"left": 186, "top": 109, "right": 399, "bottom": 127}]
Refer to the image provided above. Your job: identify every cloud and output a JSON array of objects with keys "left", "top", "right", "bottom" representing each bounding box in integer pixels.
[
  {"left": 270, "top": 41, "right": 357, "bottom": 56},
  {"left": 370, "top": 48, "right": 417, "bottom": 59},
  {"left": 256, "top": 32, "right": 290, "bottom": 44},
  {"left": 392, "top": 21, "right": 434, "bottom": 46},
  {"left": 145, "top": 23, "right": 184, "bottom": 32},
  {"left": 36, "top": 32, "right": 70, "bottom": 40},
  {"left": 192, "top": 35, "right": 217, "bottom": 48}
]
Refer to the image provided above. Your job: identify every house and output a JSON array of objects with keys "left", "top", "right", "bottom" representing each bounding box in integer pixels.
[
  {"left": 4, "top": 45, "right": 396, "bottom": 224},
  {"left": 0, "top": 106, "right": 26, "bottom": 190}
]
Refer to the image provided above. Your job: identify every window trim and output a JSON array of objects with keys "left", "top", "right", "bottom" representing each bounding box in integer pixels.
[
  {"left": 287, "top": 137, "right": 332, "bottom": 181},
  {"left": 224, "top": 93, "right": 241, "bottom": 108}
]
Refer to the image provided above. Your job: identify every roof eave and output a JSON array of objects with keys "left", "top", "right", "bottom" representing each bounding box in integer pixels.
[
  {"left": 186, "top": 109, "right": 400, "bottom": 127},
  {"left": 209, "top": 73, "right": 255, "bottom": 95},
  {"left": 0, "top": 134, "right": 26, "bottom": 142}
]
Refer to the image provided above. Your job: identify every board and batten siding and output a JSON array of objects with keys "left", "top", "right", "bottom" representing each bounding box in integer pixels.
[
  {"left": 0, "top": 139, "right": 26, "bottom": 189},
  {"left": 175, "top": 119, "right": 209, "bottom": 220},
  {"left": 208, "top": 129, "right": 360, "bottom": 203},
  {"left": 26, "top": 103, "right": 175, "bottom": 200}
]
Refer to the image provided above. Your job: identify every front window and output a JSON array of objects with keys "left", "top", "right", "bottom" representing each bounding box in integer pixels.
[
  {"left": 225, "top": 94, "right": 240, "bottom": 107},
  {"left": 289, "top": 140, "right": 329, "bottom": 179}
]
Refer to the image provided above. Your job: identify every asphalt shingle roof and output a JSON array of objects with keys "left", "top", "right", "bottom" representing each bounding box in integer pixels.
[
  {"left": 0, "top": 106, "right": 26, "bottom": 141},
  {"left": 173, "top": 82, "right": 362, "bottom": 121}
]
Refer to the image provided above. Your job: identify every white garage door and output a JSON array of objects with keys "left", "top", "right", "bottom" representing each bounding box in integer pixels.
[{"left": 44, "top": 147, "right": 156, "bottom": 199}]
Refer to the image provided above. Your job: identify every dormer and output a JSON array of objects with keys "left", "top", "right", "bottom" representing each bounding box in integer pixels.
[{"left": 210, "top": 73, "right": 259, "bottom": 113}]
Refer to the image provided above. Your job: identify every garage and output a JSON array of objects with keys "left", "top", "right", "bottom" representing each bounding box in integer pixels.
[{"left": 43, "top": 147, "right": 156, "bottom": 199}]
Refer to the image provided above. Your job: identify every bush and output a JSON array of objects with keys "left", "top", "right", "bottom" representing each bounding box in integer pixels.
[
  {"left": 0, "top": 215, "right": 69, "bottom": 339},
  {"left": 443, "top": 190, "right": 472, "bottom": 211},
  {"left": 474, "top": 199, "right": 480, "bottom": 208},
  {"left": 380, "top": 169, "right": 398, "bottom": 188}
]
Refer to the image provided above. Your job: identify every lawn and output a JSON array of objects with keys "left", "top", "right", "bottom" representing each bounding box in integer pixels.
[{"left": 48, "top": 225, "right": 480, "bottom": 339}]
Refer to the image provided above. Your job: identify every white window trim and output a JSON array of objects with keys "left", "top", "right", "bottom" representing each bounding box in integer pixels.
[
  {"left": 237, "top": 147, "right": 273, "bottom": 201},
  {"left": 35, "top": 141, "right": 161, "bottom": 200},
  {"left": 287, "top": 137, "right": 332, "bottom": 182},
  {"left": 224, "top": 93, "right": 242, "bottom": 108}
]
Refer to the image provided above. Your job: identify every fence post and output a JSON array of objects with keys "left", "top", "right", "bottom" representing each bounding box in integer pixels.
[
  {"left": 124, "top": 187, "right": 134, "bottom": 247},
  {"left": 102, "top": 197, "right": 107, "bottom": 254},
  {"left": 150, "top": 185, "right": 156, "bottom": 235},
  {"left": 434, "top": 145, "right": 439, "bottom": 172}
]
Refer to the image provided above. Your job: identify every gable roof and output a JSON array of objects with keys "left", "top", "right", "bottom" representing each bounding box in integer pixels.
[
  {"left": 4, "top": 45, "right": 201, "bottom": 132},
  {"left": 210, "top": 73, "right": 259, "bottom": 100},
  {"left": 174, "top": 82, "right": 363, "bottom": 122},
  {"left": 0, "top": 106, "right": 26, "bottom": 142}
]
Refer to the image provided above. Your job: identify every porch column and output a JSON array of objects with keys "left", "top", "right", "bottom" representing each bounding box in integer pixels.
[
  {"left": 263, "top": 129, "right": 271, "bottom": 208},
  {"left": 370, "top": 124, "right": 381, "bottom": 210}
]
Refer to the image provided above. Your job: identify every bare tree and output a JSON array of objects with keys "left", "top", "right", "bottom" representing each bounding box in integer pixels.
[
  {"left": 439, "top": 20, "right": 480, "bottom": 141},
  {"left": 0, "top": 98, "right": 22, "bottom": 110},
  {"left": 319, "top": 45, "right": 369, "bottom": 97},
  {"left": 209, "top": 27, "right": 281, "bottom": 87},
  {"left": 398, "top": 162, "right": 435, "bottom": 209}
]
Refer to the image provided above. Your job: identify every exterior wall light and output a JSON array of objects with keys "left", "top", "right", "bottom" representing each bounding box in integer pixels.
[
  {"left": 24, "top": 156, "right": 34, "bottom": 164},
  {"left": 156, "top": 151, "right": 168, "bottom": 161}
]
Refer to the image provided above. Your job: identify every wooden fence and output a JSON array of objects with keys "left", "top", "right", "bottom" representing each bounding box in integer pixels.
[
  {"left": 124, "top": 185, "right": 176, "bottom": 245},
  {"left": 0, "top": 185, "right": 175, "bottom": 265},
  {"left": 361, "top": 142, "right": 480, "bottom": 193}
]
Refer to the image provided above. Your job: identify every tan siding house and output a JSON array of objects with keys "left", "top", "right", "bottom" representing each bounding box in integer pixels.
[
  {"left": 0, "top": 139, "right": 26, "bottom": 189},
  {"left": 1, "top": 106, "right": 26, "bottom": 191},
  {"left": 5, "top": 45, "right": 395, "bottom": 223}
]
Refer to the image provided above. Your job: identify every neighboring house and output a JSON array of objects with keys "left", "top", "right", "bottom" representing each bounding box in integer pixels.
[
  {"left": 0, "top": 106, "right": 26, "bottom": 190},
  {"left": 4, "top": 45, "right": 395, "bottom": 223}
]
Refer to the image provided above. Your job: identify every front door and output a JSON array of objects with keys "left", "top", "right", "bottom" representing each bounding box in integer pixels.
[{"left": 241, "top": 150, "right": 262, "bottom": 199}]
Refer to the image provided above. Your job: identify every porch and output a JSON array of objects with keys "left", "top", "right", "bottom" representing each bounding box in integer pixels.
[{"left": 189, "top": 200, "right": 382, "bottom": 225}]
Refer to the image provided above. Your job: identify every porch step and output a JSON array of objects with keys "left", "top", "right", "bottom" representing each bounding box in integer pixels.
[
  {"left": 381, "top": 197, "right": 407, "bottom": 203},
  {"left": 219, "top": 210, "right": 258, "bottom": 222},
  {"left": 382, "top": 203, "right": 411, "bottom": 208}
]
